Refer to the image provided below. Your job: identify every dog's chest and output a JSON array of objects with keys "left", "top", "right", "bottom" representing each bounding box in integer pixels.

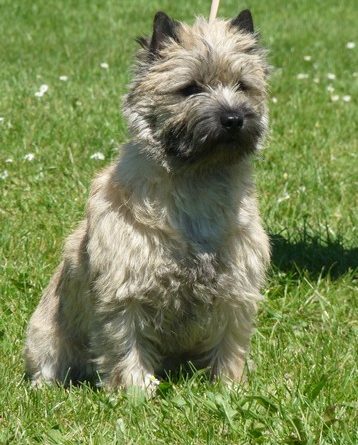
[
  {"left": 134, "top": 243, "right": 234, "bottom": 339},
  {"left": 140, "top": 256, "right": 228, "bottom": 351},
  {"left": 129, "top": 189, "right": 239, "bottom": 322}
]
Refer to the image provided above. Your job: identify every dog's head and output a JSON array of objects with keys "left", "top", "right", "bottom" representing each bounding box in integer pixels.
[{"left": 124, "top": 10, "right": 269, "bottom": 169}]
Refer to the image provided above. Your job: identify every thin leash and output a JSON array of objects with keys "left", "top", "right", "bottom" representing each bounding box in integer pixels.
[{"left": 209, "top": 0, "right": 220, "bottom": 23}]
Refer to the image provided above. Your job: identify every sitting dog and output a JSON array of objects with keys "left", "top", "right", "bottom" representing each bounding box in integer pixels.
[{"left": 25, "top": 9, "right": 270, "bottom": 392}]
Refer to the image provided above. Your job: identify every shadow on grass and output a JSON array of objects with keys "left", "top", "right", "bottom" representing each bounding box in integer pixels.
[{"left": 270, "top": 233, "right": 358, "bottom": 278}]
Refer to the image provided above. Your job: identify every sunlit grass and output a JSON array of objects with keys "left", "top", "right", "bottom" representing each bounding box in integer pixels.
[{"left": 0, "top": 0, "right": 357, "bottom": 443}]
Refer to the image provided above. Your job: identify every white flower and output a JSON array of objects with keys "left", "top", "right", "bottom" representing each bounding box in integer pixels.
[
  {"left": 330, "top": 95, "right": 340, "bottom": 102},
  {"left": 277, "top": 192, "right": 290, "bottom": 203},
  {"left": 271, "top": 97, "right": 278, "bottom": 104},
  {"left": 116, "top": 418, "right": 126, "bottom": 434},
  {"left": 313, "top": 77, "right": 320, "bottom": 83},
  {"left": 342, "top": 95, "right": 351, "bottom": 102},
  {"left": 35, "top": 84, "right": 49, "bottom": 97},
  {"left": 326, "top": 85, "right": 335, "bottom": 93},
  {"left": 24, "top": 153, "right": 35, "bottom": 161},
  {"left": 296, "top": 73, "right": 309, "bottom": 80},
  {"left": 327, "top": 73, "right": 336, "bottom": 80},
  {"left": 346, "top": 42, "right": 355, "bottom": 49},
  {"left": 149, "top": 375, "right": 160, "bottom": 384},
  {"left": 100, "top": 62, "right": 109, "bottom": 69},
  {"left": 90, "top": 152, "right": 105, "bottom": 160},
  {"left": 34, "top": 171, "right": 45, "bottom": 181},
  {"left": 0, "top": 170, "right": 9, "bottom": 180},
  {"left": 5, "top": 158, "right": 13, "bottom": 163},
  {"left": 59, "top": 75, "right": 68, "bottom": 81},
  {"left": 303, "top": 55, "right": 312, "bottom": 61},
  {"left": 0, "top": 117, "right": 4, "bottom": 123}
]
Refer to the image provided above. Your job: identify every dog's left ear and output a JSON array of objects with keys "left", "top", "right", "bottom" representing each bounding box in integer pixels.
[
  {"left": 230, "top": 9, "right": 254, "bottom": 34},
  {"left": 150, "top": 11, "right": 179, "bottom": 54}
]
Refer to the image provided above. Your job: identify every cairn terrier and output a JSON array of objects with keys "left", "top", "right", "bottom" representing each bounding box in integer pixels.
[{"left": 25, "top": 9, "right": 270, "bottom": 392}]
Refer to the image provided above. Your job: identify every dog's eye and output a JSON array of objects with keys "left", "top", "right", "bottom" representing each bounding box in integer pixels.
[
  {"left": 179, "top": 83, "right": 203, "bottom": 97},
  {"left": 235, "top": 81, "right": 249, "bottom": 92}
]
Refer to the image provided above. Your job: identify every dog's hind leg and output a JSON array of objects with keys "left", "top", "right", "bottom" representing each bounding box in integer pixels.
[
  {"left": 25, "top": 264, "right": 90, "bottom": 385},
  {"left": 25, "top": 222, "right": 94, "bottom": 385},
  {"left": 25, "top": 260, "right": 92, "bottom": 386}
]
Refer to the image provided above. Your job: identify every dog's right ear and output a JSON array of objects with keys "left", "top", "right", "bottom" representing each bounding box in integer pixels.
[{"left": 149, "top": 11, "right": 179, "bottom": 54}]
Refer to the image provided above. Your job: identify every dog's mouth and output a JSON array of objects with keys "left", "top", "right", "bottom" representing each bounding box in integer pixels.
[
  {"left": 162, "top": 111, "right": 264, "bottom": 164},
  {"left": 197, "top": 122, "right": 261, "bottom": 154},
  {"left": 207, "top": 131, "right": 240, "bottom": 146}
]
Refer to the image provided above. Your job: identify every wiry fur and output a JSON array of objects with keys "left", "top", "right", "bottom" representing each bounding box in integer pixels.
[{"left": 25, "top": 11, "right": 271, "bottom": 392}]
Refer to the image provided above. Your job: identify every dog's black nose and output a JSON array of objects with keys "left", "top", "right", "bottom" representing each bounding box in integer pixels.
[{"left": 220, "top": 113, "right": 244, "bottom": 130}]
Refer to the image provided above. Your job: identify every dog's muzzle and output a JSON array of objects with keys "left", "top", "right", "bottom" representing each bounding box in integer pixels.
[{"left": 220, "top": 111, "right": 244, "bottom": 131}]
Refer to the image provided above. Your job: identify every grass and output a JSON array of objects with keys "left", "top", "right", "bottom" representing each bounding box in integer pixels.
[{"left": 0, "top": 0, "right": 357, "bottom": 443}]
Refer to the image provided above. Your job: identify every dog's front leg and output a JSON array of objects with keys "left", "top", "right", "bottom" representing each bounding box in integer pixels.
[
  {"left": 93, "top": 304, "right": 160, "bottom": 394},
  {"left": 209, "top": 302, "right": 257, "bottom": 383}
]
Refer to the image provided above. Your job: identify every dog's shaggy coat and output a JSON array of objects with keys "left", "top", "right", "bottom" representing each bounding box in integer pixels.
[{"left": 25, "top": 10, "right": 270, "bottom": 391}]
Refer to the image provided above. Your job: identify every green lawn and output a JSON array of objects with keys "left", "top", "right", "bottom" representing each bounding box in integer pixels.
[{"left": 0, "top": 0, "right": 357, "bottom": 443}]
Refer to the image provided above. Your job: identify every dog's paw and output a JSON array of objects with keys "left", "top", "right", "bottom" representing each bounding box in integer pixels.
[
  {"left": 29, "top": 371, "right": 54, "bottom": 388},
  {"left": 122, "top": 371, "right": 160, "bottom": 397}
]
